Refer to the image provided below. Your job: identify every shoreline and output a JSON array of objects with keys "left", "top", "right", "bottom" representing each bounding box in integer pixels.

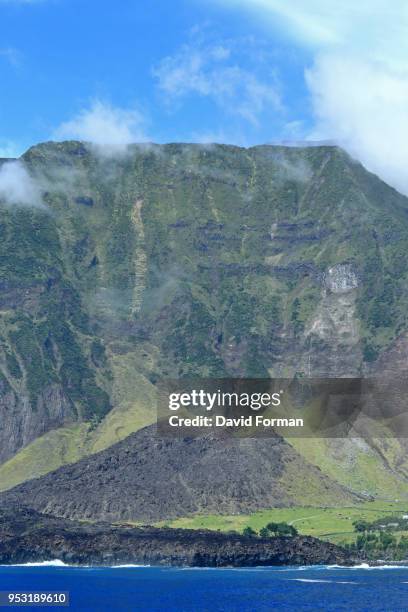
[
  {"left": 2, "top": 561, "right": 408, "bottom": 570},
  {"left": 0, "top": 503, "right": 355, "bottom": 568}
]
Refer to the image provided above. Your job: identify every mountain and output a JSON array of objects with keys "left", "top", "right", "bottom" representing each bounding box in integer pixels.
[
  {"left": 1, "top": 425, "right": 358, "bottom": 523},
  {"left": 1, "top": 141, "right": 408, "bottom": 512}
]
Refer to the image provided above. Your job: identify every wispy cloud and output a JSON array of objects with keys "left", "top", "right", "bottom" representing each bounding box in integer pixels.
[
  {"left": 216, "top": 0, "right": 408, "bottom": 195},
  {"left": 54, "top": 100, "right": 149, "bottom": 155},
  {"left": 153, "top": 38, "right": 281, "bottom": 126},
  {"left": 0, "top": 47, "right": 21, "bottom": 67},
  {"left": 218, "top": 1, "right": 408, "bottom": 60},
  {"left": 0, "top": 161, "right": 43, "bottom": 207}
]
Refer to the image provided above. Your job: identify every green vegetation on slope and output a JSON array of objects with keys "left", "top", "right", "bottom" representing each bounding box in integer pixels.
[
  {"left": 288, "top": 437, "right": 408, "bottom": 499},
  {"left": 159, "top": 500, "right": 408, "bottom": 546},
  {"left": 3, "top": 142, "right": 408, "bottom": 504},
  {"left": 0, "top": 350, "right": 156, "bottom": 491}
]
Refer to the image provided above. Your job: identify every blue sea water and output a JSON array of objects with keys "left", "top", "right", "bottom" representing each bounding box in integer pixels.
[{"left": 1, "top": 563, "right": 408, "bottom": 611}]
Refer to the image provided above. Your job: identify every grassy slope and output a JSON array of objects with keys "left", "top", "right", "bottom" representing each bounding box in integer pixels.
[
  {"left": 158, "top": 500, "right": 408, "bottom": 545},
  {"left": 289, "top": 438, "right": 408, "bottom": 499},
  {"left": 0, "top": 405, "right": 153, "bottom": 492},
  {"left": 0, "top": 350, "right": 155, "bottom": 491}
]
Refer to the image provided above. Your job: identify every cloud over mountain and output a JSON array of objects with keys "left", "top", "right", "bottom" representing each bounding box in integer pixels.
[
  {"left": 219, "top": 0, "right": 408, "bottom": 195},
  {"left": 0, "top": 161, "right": 42, "bottom": 207},
  {"left": 54, "top": 100, "right": 149, "bottom": 155}
]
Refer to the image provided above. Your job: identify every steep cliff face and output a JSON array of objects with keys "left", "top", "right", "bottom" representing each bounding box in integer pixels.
[
  {"left": 0, "top": 170, "right": 112, "bottom": 461},
  {"left": 0, "top": 381, "right": 74, "bottom": 463},
  {"left": 1, "top": 141, "right": 408, "bottom": 501}
]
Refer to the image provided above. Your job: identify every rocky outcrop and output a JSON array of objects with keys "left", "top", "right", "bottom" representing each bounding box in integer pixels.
[
  {"left": 324, "top": 264, "right": 358, "bottom": 294},
  {"left": 0, "top": 504, "right": 354, "bottom": 567},
  {"left": 305, "top": 263, "right": 361, "bottom": 376}
]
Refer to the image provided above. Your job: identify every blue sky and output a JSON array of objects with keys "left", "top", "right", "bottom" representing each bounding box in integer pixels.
[
  {"left": 0, "top": 0, "right": 408, "bottom": 196},
  {"left": 0, "top": 0, "right": 313, "bottom": 154}
]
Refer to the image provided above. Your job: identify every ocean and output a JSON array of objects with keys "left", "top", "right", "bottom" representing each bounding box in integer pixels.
[{"left": 0, "top": 563, "right": 407, "bottom": 611}]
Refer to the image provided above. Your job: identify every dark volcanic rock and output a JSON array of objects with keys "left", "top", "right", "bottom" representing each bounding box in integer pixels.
[
  {"left": 1, "top": 425, "right": 357, "bottom": 523},
  {"left": 0, "top": 504, "right": 354, "bottom": 567}
]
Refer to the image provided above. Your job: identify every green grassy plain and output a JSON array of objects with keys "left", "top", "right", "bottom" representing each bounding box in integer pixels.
[{"left": 158, "top": 500, "right": 408, "bottom": 545}]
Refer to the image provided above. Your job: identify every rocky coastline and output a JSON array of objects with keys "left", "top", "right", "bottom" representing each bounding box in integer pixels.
[{"left": 0, "top": 504, "right": 355, "bottom": 568}]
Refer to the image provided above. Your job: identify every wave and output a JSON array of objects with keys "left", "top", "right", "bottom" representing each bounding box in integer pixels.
[
  {"left": 111, "top": 565, "right": 151, "bottom": 568},
  {"left": 327, "top": 563, "right": 370, "bottom": 570},
  {"left": 289, "top": 578, "right": 356, "bottom": 584},
  {"left": 3, "top": 561, "right": 408, "bottom": 571},
  {"left": 275, "top": 566, "right": 325, "bottom": 572},
  {"left": 5, "top": 560, "right": 68, "bottom": 567},
  {"left": 276, "top": 563, "right": 408, "bottom": 571},
  {"left": 290, "top": 578, "right": 333, "bottom": 583},
  {"left": 328, "top": 563, "right": 408, "bottom": 570},
  {"left": 0, "top": 559, "right": 153, "bottom": 569}
]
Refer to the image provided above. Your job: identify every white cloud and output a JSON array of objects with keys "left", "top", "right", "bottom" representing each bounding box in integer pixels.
[
  {"left": 216, "top": 0, "right": 408, "bottom": 195},
  {"left": 54, "top": 100, "right": 149, "bottom": 155},
  {"left": 0, "top": 161, "right": 43, "bottom": 207},
  {"left": 306, "top": 54, "right": 408, "bottom": 195},
  {"left": 218, "top": 1, "right": 408, "bottom": 62},
  {"left": 153, "top": 41, "right": 281, "bottom": 126}
]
